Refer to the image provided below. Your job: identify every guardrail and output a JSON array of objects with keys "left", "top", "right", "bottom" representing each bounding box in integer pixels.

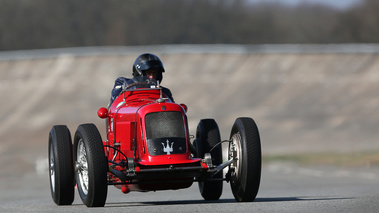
[{"left": 1, "top": 44, "right": 379, "bottom": 61}]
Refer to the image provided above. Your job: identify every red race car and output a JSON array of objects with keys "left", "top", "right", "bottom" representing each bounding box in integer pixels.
[{"left": 48, "top": 77, "right": 261, "bottom": 207}]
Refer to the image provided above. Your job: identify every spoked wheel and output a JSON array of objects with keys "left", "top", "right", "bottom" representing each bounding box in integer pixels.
[
  {"left": 48, "top": 125, "right": 75, "bottom": 205},
  {"left": 195, "top": 119, "right": 223, "bottom": 200},
  {"left": 73, "top": 123, "right": 108, "bottom": 207},
  {"left": 228, "top": 117, "right": 261, "bottom": 202}
]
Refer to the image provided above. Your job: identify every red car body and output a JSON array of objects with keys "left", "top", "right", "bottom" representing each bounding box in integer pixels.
[
  {"left": 48, "top": 77, "right": 261, "bottom": 207},
  {"left": 99, "top": 86, "right": 205, "bottom": 192}
]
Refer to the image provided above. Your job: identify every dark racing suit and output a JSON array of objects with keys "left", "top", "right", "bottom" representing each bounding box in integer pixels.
[{"left": 109, "top": 77, "right": 174, "bottom": 105}]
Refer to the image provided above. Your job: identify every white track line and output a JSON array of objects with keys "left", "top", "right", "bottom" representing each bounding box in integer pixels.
[{"left": 266, "top": 163, "right": 378, "bottom": 180}]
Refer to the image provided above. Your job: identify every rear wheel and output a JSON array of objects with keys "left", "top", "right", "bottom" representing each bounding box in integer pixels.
[
  {"left": 73, "top": 124, "right": 108, "bottom": 207},
  {"left": 229, "top": 117, "right": 261, "bottom": 202},
  {"left": 48, "top": 125, "right": 75, "bottom": 205},
  {"left": 196, "top": 119, "right": 223, "bottom": 200}
]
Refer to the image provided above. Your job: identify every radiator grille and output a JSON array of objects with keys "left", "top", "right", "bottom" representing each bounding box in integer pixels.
[{"left": 145, "top": 111, "right": 186, "bottom": 139}]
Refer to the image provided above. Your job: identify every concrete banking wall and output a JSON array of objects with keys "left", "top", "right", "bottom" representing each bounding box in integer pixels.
[{"left": 1, "top": 44, "right": 379, "bottom": 172}]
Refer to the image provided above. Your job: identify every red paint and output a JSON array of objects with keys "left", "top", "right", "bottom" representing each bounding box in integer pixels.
[{"left": 102, "top": 88, "right": 203, "bottom": 193}]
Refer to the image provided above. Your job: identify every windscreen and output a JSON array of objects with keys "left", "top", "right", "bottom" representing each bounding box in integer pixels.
[{"left": 124, "top": 76, "right": 158, "bottom": 90}]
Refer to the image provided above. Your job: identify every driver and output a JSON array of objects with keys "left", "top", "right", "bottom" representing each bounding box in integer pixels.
[{"left": 109, "top": 53, "right": 174, "bottom": 105}]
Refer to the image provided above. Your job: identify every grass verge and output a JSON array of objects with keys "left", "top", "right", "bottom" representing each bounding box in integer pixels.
[{"left": 263, "top": 151, "right": 379, "bottom": 168}]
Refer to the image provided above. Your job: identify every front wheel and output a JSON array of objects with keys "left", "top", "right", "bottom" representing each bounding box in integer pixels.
[
  {"left": 228, "top": 117, "right": 261, "bottom": 202},
  {"left": 196, "top": 119, "right": 223, "bottom": 200},
  {"left": 48, "top": 125, "right": 75, "bottom": 205},
  {"left": 73, "top": 123, "right": 108, "bottom": 207}
]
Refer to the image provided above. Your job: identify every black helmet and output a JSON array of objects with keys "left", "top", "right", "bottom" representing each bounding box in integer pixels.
[{"left": 132, "top": 53, "right": 165, "bottom": 82}]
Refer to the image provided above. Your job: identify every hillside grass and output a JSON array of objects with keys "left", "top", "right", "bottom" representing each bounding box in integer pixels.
[{"left": 263, "top": 151, "right": 379, "bottom": 168}]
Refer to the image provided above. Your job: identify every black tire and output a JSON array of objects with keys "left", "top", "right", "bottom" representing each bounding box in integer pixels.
[
  {"left": 73, "top": 124, "right": 108, "bottom": 207},
  {"left": 192, "top": 138, "right": 202, "bottom": 159},
  {"left": 196, "top": 119, "right": 223, "bottom": 200},
  {"left": 48, "top": 125, "right": 75, "bottom": 205},
  {"left": 229, "top": 117, "right": 261, "bottom": 202}
]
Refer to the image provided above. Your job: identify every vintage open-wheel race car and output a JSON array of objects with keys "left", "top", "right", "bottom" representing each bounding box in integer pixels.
[{"left": 48, "top": 77, "right": 261, "bottom": 207}]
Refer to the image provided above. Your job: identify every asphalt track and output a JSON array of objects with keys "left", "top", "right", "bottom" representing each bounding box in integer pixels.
[
  {"left": 1, "top": 45, "right": 379, "bottom": 212},
  {"left": 1, "top": 162, "right": 379, "bottom": 212}
]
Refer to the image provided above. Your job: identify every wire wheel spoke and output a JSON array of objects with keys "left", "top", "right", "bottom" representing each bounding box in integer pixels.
[
  {"left": 77, "top": 139, "right": 89, "bottom": 195},
  {"left": 230, "top": 133, "right": 242, "bottom": 182},
  {"left": 49, "top": 144, "right": 55, "bottom": 192}
]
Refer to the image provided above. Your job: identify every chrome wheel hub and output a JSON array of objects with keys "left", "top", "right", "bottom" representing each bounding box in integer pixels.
[
  {"left": 229, "top": 133, "right": 242, "bottom": 181},
  {"left": 49, "top": 143, "right": 55, "bottom": 192},
  {"left": 76, "top": 139, "right": 89, "bottom": 195}
]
